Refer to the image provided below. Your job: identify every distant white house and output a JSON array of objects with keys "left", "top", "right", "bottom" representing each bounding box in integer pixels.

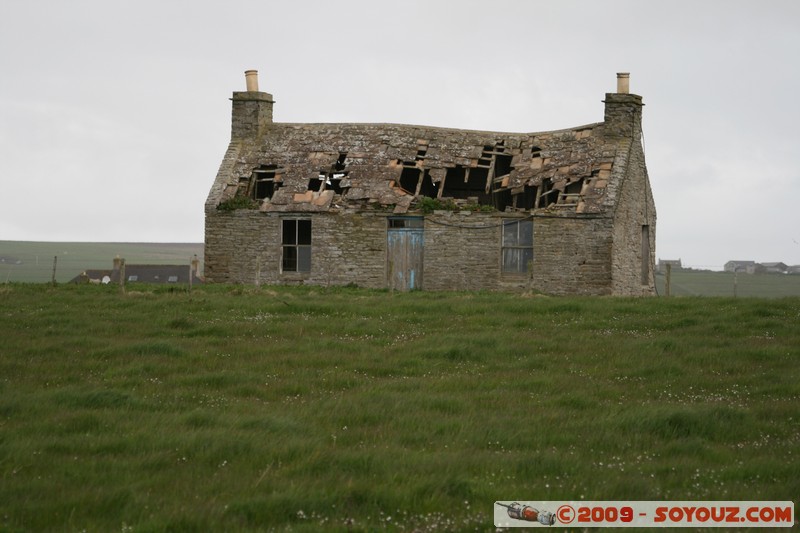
[{"left": 724, "top": 260, "right": 757, "bottom": 274}]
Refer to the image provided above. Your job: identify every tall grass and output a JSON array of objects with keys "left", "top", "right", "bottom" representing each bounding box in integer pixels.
[{"left": 0, "top": 284, "right": 798, "bottom": 531}]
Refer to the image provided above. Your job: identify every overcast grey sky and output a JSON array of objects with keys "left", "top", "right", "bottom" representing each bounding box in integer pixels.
[{"left": 1, "top": 0, "right": 799, "bottom": 269}]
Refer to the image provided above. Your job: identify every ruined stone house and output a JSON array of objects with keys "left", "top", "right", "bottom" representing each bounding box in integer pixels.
[{"left": 204, "top": 71, "right": 656, "bottom": 295}]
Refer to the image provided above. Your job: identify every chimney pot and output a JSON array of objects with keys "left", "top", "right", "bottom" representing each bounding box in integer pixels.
[
  {"left": 245, "top": 70, "right": 259, "bottom": 92},
  {"left": 616, "top": 72, "right": 630, "bottom": 94}
]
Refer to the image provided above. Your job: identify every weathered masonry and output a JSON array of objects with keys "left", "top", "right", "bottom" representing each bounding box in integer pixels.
[{"left": 205, "top": 71, "right": 656, "bottom": 295}]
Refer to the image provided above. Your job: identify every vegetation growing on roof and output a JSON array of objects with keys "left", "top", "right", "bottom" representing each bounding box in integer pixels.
[{"left": 216, "top": 196, "right": 259, "bottom": 211}]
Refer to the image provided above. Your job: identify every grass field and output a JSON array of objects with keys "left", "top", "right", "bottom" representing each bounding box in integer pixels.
[
  {"left": 0, "top": 241, "right": 203, "bottom": 283},
  {"left": 655, "top": 270, "right": 800, "bottom": 298},
  {"left": 0, "top": 284, "right": 798, "bottom": 531}
]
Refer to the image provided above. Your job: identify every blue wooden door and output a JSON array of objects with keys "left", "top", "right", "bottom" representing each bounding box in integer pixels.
[{"left": 387, "top": 217, "right": 424, "bottom": 290}]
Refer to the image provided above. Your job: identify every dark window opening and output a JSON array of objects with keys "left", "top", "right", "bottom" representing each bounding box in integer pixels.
[
  {"left": 308, "top": 177, "right": 324, "bottom": 191},
  {"left": 326, "top": 172, "right": 348, "bottom": 194},
  {"left": 315, "top": 153, "right": 349, "bottom": 195},
  {"left": 560, "top": 178, "right": 583, "bottom": 204},
  {"left": 502, "top": 219, "right": 534, "bottom": 274},
  {"left": 493, "top": 188, "right": 513, "bottom": 211},
  {"left": 442, "top": 165, "right": 491, "bottom": 202},
  {"left": 396, "top": 144, "right": 429, "bottom": 194},
  {"left": 256, "top": 179, "right": 277, "bottom": 200},
  {"left": 442, "top": 165, "right": 490, "bottom": 202},
  {"left": 399, "top": 167, "right": 421, "bottom": 194},
  {"left": 519, "top": 185, "right": 537, "bottom": 210},
  {"left": 564, "top": 179, "right": 583, "bottom": 195},
  {"left": 388, "top": 216, "right": 424, "bottom": 229},
  {"left": 418, "top": 170, "right": 438, "bottom": 197},
  {"left": 282, "top": 219, "right": 311, "bottom": 273},
  {"left": 538, "top": 179, "right": 558, "bottom": 208},
  {"left": 251, "top": 164, "right": 282, "bottom": 201},
  {"left": 334, "top": 152, "right": 347, "bottom": 171},
  {"left": 494, "top": 153, "right": 513, "bottom": 178},
  {"left": 443, "top": 166, "right": 463, "bottom": 193},
  {"left": 477, "top": 144, "right": 494, "bottom": 168}
]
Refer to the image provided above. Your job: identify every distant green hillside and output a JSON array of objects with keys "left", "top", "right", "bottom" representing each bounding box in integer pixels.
[
  {"left": 655, "top": 270, "right": 800, "bottom": 298},
  {"left": 4, "top": 242, "right": 800, "bottom": 297},
  {"left": 0, "top": 241, "right": 203, "bottom": 283}
]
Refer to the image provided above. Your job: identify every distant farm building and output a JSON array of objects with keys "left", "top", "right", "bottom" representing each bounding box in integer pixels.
[
  {"left": 724, "top": 260, "right": 792, "bottom": 275},
  {"left": 760, "top": 262, "right": 788, "bottom": 274},
  {"left": 657, "top": 258, "right": 682, "bottom": 273},
  {"left": 71, "top": 256, "right": 203, "bottom": 284},
  {"left": 725, "top": 260, "right": 757, "bottom": 274}
]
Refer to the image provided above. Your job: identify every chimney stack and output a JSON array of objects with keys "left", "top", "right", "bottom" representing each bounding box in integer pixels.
[
  {"left": 245, "top": 70, "right": 259, "bottom": 92},
  {"left": 231, "top": 69, "right": 275, "bottom": 139},
  {"left": 616, "top": 72, "right": 630, "bottom": 94},
  {"left": 603, "top": 72, "right": 643, "bottom": 139}
]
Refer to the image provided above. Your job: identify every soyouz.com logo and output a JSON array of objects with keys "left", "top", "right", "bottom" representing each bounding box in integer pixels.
[{"left": 494, "top": 501, "right": 795, "bottom": 528}]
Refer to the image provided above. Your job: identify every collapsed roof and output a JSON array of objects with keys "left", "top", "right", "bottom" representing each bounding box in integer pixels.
[{"left": 211, "top": 72, "right": 642, "bottom": 217}]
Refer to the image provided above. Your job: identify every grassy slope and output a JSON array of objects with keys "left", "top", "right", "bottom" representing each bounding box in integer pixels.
[
  {"left": 0, "top": 284, "right": 798, "bottom": 531},
  {"left": 0, "top": 242, "right": 204, "bottom": 283}
]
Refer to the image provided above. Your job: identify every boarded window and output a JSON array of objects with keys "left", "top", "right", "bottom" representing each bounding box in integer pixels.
[
  {"left": 282, "top": 219, "right": 312, "bottom": 273},
  {"left": 502, "top": 219, "right": 533, "bottom": 273}
]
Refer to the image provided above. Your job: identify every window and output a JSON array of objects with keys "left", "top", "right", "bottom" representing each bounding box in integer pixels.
[
  {"left": 388, "top": 217, "right": 424, "bottom": 229},
  {"left": 167, "top": 275, "right": 179, "bottom": 283},
  {"left": 127, "top": 275, "right": 138, "bottom": 282},
  {"left": 502, "top": 220, "right": 533, "bottom": 273},
  {"left": 282, "top": 219, "right": 311, "bottom": 273}
]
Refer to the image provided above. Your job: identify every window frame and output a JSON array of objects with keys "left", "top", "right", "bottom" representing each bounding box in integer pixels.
[
  {"left": 281, "top": 218, "right": 312, "bottom": 273},
  {"left": 501, "top": 219, "right": 533, "bottom": 274}
]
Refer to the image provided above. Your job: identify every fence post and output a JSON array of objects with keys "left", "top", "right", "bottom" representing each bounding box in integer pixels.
[
  {"left": 665, "top": 264, "right": 671, "bottom": 297},
  {"left": 51, "top": 256, "right": 58, "bottom": 286},
  {"left": 119, "top": 258, "right": 126, "bottom": 294}
]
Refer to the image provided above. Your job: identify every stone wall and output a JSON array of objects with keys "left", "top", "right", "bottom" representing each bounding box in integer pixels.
[
  {"left": 205, "top": 208, "right": 626, "bottom": 295},
  {"left": 531, "top": 216, "right": 614, "bottom": 295},
  {"left": 423, "top": 212, "right": 523, "bottom": 292},
  {"left": 205, "top": 211, "right": 387, "bottom": 287},
  {"left": 610, "top": 139, "right": 657, "bottom": 296}
]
